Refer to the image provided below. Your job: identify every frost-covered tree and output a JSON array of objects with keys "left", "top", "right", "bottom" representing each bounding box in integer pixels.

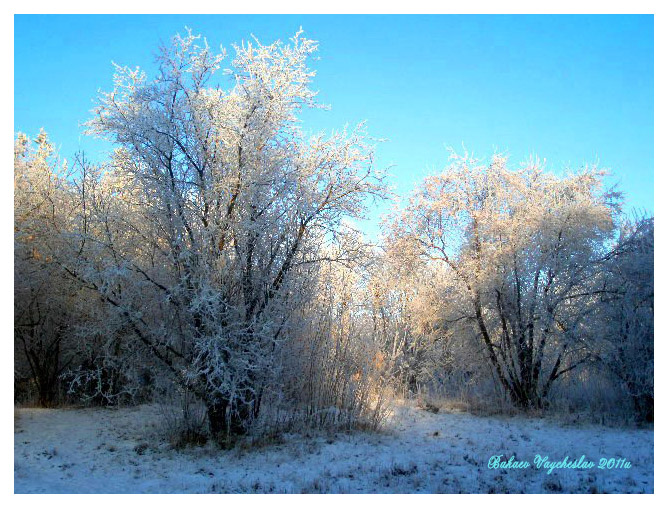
[
  {"left": 390, "top": 152, "right": 621, "bottom": 408},
  {"left": 596, "top": 216, "right": 653, "bottom": 422},
  {"left": 14, "top": 132, "right": 81, "bottom": 405},
  {"left": 367, "top": 238, "right": 452, "bottom": 393},
  {"left": 14, "top": 132, "right": 136, "bottom": 406},
  {"left": 75, "top": 29, "right": 384, "bottom": 437}
]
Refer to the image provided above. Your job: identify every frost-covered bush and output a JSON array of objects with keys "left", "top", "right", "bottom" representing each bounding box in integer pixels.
[
  {"left": 158, "top": 388, "right": 209, "bottom": 448},
  {"left": 276, "top": 260, "right": 391, "bottom": 432}
]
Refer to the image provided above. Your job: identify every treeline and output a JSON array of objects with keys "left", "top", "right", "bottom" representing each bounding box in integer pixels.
[{"left": 14, "top": 30, "right": 653, "bottom": 444}]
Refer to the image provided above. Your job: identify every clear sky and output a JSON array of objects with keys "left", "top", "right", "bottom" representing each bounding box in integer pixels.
[{"left": 14, "top": 14, "right": 653, "bottom": 240}]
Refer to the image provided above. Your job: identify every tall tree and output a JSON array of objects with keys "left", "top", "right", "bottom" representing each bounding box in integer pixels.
[
  {"left": 74, "top": 29, "right": 384, "bottom": 437},
  {"left": 390, "top": 152, "right": 620, "bottom": 408}
]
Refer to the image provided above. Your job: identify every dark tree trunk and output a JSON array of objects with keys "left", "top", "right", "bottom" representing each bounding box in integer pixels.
[
  {"left": 229, "top": 402, "right": 250, "bottom": 436},
  {"left": 632, "top": 393, "right": 653, "bottom": 424},
  {"left": 28, "top": 351, "right": 60, "bottom": 407},
  {"left": 37, "top": 378, "right": 58, "bottom": 407},
  {"left": 206, "top": 393, "right": 259, "bottom": 440},
  {"left": 206, "top": 399, "right": 228, "bottom": 438}
]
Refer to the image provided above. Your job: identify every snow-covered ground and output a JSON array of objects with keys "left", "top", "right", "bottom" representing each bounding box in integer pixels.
[{"left": 14, "top": 401, "right": 653, "bottom": 493}]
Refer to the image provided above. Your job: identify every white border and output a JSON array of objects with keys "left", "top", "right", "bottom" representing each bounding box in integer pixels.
[{"left": 4, "top": 3, "right": 664, "bottom": 506}]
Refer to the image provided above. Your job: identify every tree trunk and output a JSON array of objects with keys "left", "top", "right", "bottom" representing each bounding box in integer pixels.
[
  {"left": 631, "top": 392, "right": 653, "bottom": 424},
  {"left": 229, "top": 402, "right": 250, "bottom": 436},
  {"left": 206, "top": 399, "right": 228, "bottom": 439},
  {"left": 206, "top": 395, "right": 257, "bottom": 440}
]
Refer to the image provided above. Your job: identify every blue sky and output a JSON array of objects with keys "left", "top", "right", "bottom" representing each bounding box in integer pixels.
[{"left": 14, "top": 15, "right": 653, "bottom": 239}]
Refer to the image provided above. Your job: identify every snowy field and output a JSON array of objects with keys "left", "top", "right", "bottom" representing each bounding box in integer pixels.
[{"left": 14, "top": 401, "right": 653, "bottom": 494}]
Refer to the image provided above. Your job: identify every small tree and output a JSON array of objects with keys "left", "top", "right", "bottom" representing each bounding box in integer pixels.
[
  {"left": 367, "top": 238, "right": 452, "bottom": 394},
  {"left": 391, "top": 152, "right": 620, "bottom": 408}
]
